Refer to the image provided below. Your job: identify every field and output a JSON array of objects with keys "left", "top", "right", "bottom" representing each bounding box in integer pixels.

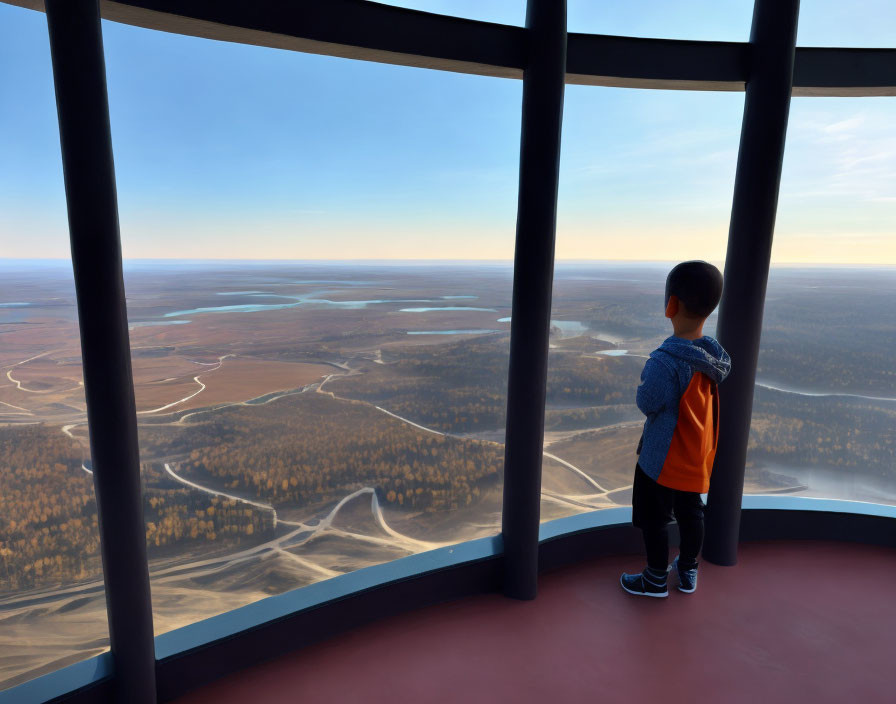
[{"left": 2, "top": 260, "right": 895, "bottom": 688}]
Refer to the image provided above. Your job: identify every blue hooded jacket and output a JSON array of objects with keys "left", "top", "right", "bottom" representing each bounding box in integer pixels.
[{"left": 636, "top": 335, "right": 731, "bottom": 484}]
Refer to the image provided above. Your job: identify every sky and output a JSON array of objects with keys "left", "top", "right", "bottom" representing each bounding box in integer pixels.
[{"left": 0, "top": 0, "right": 893, "bottom": 264}]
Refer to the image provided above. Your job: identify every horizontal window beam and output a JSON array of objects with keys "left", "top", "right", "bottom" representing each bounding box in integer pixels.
[{"left": 7, "top": 0, "right": 896, "bottom": 94}]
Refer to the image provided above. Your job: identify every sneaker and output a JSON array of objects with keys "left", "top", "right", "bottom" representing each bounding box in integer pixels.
[
  {"left": 669, "top": 555, "right": 698, "bottom": 593},
  {"left": 620, "top": 567, "right": 668, "bottom": 598}
]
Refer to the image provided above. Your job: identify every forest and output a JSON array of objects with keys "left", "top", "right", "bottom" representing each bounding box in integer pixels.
[
  {"left": 544, "top": 403, "right": 642, "bottom": 431},
  {"left": 0, "top": 425, "right": 273, "bottom": 593},
  {"left": 0, "top": 425, "right": 101, "bottom": 593},
  {"left": 748, "top": 387, "right": 896, "bottom": 481},
  {"left": 142, "top": 463, "right": 275, "bottom": 554},
  {"left": 756, "top": 274, "right": 896, "bottom": 396},
  {"left": 328, "top": 336, "right": 642, "bottom": 433},
  {"left": 143, "top": 391, "right": 505, "bottom": 515}
]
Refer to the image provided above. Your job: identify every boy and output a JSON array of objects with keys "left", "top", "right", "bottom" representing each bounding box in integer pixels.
[{"left": 620, "top": 260, "right": 731, "bottom": 598}]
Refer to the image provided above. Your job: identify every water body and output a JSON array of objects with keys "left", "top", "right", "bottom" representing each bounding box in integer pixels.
[
  {"left": 400, "top": 307, "right": 497, "bottom": 312},
  {"left": 407, "top": 329, "right": 500, "bottom": 335},
  {"left": 164, "top": 293, "right": 447, "bottom": 317},
  {"left": 441, "top": 295, "right": 478, "bottom": 299},
  {"left": 216, "top": 291, "right": 264, "bottom": 296},
  {"left": 312, "top": 298, "right": 438, "bottom": 309},
  {"left": 164, "top": 301, "right": 304, "bottom": 317},
  {"left": 593, "top": 349, "right": 629, "bottom": 356},
  {"left": 0, "top": 302, "right": 30, "bottom": 307},
  {"left": 756, "top": 380, "right": 896, "bottom": 404}
]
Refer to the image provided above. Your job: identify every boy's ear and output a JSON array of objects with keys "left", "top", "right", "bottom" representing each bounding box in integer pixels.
[{"left": 665, "top": 295, "right": 679, "bottom": 319}]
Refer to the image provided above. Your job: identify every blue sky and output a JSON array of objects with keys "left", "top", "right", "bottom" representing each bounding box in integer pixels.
[{"left": 0, "top": 1, "right": 893, "bottom": 263}]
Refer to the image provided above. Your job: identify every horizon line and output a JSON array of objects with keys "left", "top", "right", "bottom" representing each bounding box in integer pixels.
[{"left": 1, "top": 256, "right": 896, "bottom": 268}]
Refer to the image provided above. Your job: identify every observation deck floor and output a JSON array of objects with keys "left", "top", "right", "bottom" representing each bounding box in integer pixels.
[{"left": 175, "top": 539, "right": 895, "bottom": 704}]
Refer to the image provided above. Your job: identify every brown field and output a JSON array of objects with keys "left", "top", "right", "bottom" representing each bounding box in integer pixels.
[
  {"left": 133, "top": 356, "right": 332, "bottom": 413},
  {"left": 6, "top": 357, "right": 81, "bottom": 392},
  {"left": 0, "top": 348, "right": 86, "bottom": 422},
  {"left": 130, "top": 354, "right": 209, "bottom": 381},
  {"left": 1, "top": 340, "right": 332, "bottom": 421}
]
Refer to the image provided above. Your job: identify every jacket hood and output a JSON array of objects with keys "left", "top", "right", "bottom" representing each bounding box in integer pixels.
[{"left": 655, "top": 335, "right": 731, "bottom": 384}]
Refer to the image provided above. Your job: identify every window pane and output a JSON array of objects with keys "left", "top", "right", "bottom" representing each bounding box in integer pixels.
[
  {"left": 0, "top": 5, "right": 109, "bottom": 690},
  {"left": 543, "top": 86, "right": 742, "bottom": 522},
  {"left": 797, "top": 0, "right": 895, "bottom": 47},
  {"left": 103, "top": 21, "right": 519, "bottom": 636},
  {"left": 746, "top": 98, "right": 896, "bottom": 505},
  {"left": 568, "top": 0, "right": 753, "bottom": 42}
]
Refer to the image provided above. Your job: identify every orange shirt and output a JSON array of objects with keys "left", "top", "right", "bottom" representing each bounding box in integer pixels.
[{"left": 656, "top": 371, "right": 720, "bottom": 493}]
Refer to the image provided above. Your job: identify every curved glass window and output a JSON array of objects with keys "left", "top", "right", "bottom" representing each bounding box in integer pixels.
[
  {"left": 103, "top": 19, "right": 520, "bottom": 635},
  {"left": 0, "top": 4, "right": 109, "bottom": 690},
  {"left": 3, "top": 0, "right": 894, "bottom": 693},
  {"left": 543, "top": 86, "right": 742, "bottom": 521},
  {"left": 746, "top": 98, "right": 896, "bottom": 506}
]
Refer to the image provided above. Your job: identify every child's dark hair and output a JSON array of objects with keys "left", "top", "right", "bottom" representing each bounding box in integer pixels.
[{"left": 665, "top": 260, "right": 723, "bottom": 318}]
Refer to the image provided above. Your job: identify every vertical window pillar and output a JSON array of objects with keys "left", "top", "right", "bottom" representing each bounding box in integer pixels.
[
  {"left": 704, "top": 0, "right": 801, "bottom": 566},
  {"left": 502, "top": 0, "right": 566, "bottom": 600},
  {"left": 44, "top": 1, "right": 157, "bottom": 700}
]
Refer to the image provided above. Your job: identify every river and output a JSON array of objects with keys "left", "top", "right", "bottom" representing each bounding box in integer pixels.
[{"left": 755, "top": 380, "right": 896, "bottom": 404}]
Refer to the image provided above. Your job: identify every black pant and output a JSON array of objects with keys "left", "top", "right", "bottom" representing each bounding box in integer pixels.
[{"left": 631, "top": 463, "right": 704, "bottom": 571}]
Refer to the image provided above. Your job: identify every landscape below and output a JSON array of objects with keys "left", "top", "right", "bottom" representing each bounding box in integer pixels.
[{"left": 1, "top": 260, "right": 894, "bottom": 690}]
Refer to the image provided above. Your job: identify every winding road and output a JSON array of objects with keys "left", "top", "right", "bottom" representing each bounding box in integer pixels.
[
  {"left": 137, "top": 355, "right": 234, "bottom": 415},
  {"left": 4, "top": 350, "right": 83, "bottom": 395},
  {"left": 163, "top": 463, "right": 299, "bottom": 529},
  {"left": 0, "top": 399, "right": 32, "bottom": 415},
  {"left": 162, "top": 463, "right": 442, "bottom": 552},
  {"left": 3, "top": 349, "right": 633, "bottom": 612},
  {"left": 316, "top": 367, "right": 632, "bottom": 510}
]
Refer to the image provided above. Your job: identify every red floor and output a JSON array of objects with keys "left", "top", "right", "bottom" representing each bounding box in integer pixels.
[{"left": 175, "top": 540, "right": 895, "bottom": 704}]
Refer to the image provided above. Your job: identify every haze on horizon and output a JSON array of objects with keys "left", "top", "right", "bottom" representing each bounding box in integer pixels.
[{"left": 1, "top": 1, "right": 894, "bottom": 265}]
